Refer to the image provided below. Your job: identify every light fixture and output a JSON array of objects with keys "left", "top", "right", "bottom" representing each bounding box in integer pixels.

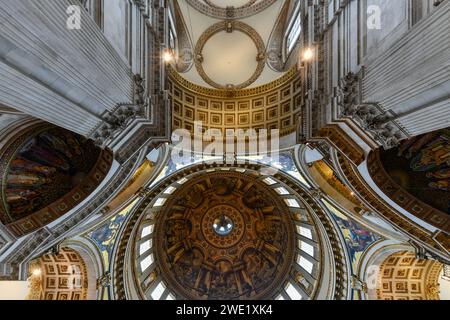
[
  {"left": 302, "top": 48, "right": 314, "bottom": 62},
  {"left": 32, "top": 268, "right": 42, "bottom": 277},
  {"left": 163, "top": 50, "right": 174, "bottom": 63}
]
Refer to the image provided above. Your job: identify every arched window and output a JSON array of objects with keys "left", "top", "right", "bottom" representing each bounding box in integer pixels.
[
  {"left": 168, "top": 6, "right": 177, "bottom": 53},
  {"left": 285, "top": 2, "right": 301, "bottom": 56}
]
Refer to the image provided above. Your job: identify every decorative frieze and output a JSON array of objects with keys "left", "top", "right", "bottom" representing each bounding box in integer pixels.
[{"left": 185, "top": 0, "right": 278, "bottom": 20}]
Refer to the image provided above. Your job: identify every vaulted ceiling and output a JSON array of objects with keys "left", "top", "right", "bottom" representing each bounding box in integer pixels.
[{"left": 175, "top": 0, "right": 289, "bottom": 88}]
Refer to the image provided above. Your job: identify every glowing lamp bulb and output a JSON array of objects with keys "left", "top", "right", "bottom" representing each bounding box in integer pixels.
[
  {"left": 302, "top": 48, "right": 314, "bottom": 61},
  {"left": 163, "top": 51, "right": 173, "bottom": 63},
  {"left": 32, "top": 268, "right": 41, "bottom": 276}
]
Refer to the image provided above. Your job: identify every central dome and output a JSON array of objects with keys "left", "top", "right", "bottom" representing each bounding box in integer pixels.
[{"left": 154, "top": 171, "right": 296, "bottom": 300}]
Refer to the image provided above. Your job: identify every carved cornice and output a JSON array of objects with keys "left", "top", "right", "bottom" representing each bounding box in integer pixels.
[
  {"left": 89, "top": 74, "right": 148, "bottom": 148},
  {"left": 194, "top": 20, "right": 266, "bottom": 90},
  {"left": 169, "top": 65, "right": 298, "bottom": 98},
  {"left": 318, "top": 124, "right": 365, "bottom": 165},
  {"left": 186, "top": 0, "right": 278, "bottom": 19}
]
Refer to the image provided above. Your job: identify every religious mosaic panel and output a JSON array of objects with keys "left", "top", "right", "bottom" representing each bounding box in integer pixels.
[
  {"left": 0, "top": 124, "right": 112, "bottom": 236},
  {"left": 368, "top": 127, "right": 450, "bottom": 232},
  {"left": 322, "top": 199, "right": 381, "bottom": 271},
  {"left": 86, "top": 199, "right": 140, "bottom": 268},
  {"left": 378, "top": 128, "right": 450, "bottom": 214}
]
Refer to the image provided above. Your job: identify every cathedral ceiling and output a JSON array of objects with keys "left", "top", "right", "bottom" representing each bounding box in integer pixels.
[
  {"left": 0, "top": 124, "right": 112, "bottom": 236},
  {"left": 113, "top": 163, "right": 340, "bottom": 300},
  {"left": 153, "top": 170, "right": 296, "bottom": 299},
  {"left": 175, "top": 0, "right": 288, "bottom": 89},
  {"left": 368, "top": 127, "right": 450, "bottom": 233}
]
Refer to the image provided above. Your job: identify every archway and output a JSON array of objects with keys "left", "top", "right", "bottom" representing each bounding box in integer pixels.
[
  {"left": 374, "top": 251, "right": 443, "bottom": 300},
  {"left": 27, "top": 247, "right": 89, "bottom": 300}
]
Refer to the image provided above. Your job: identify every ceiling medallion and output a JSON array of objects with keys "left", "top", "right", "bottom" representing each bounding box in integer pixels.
[
  {"left": 186, "top": 0, "right": 278, "bottom": 19},
  {"left": 194, "top": 20, "right": 266, "bottom": 90},
  {"left": 154, "top": 171, "right": 295, "bottom": 300}
]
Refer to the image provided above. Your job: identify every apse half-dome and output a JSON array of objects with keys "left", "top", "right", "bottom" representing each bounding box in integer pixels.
[
  {"left": 0, "top": 124, "right": 113, "bottom": 236},
  {"left": 368, "top": 127, "right": 450, "bottom": 232}
]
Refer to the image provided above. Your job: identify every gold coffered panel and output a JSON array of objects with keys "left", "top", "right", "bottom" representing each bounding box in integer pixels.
[{"left": 169, "top": 66, "right": 302, "bottom": 138}]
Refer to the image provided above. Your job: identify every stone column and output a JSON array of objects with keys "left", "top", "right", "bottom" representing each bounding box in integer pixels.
[
  {"left": 362, "top": 1, "right": 450, "bottom": 137},
  {"left": 0, "top": 0, "right": 134, "bottom": 136},
  {"left": 304, "top": 0, "right": 450, "bottom": 158}
]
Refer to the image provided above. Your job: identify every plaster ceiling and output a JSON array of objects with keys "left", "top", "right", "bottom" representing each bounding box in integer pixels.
[
  {"left": 177, "top": 0, "right": 287, "bottom": 88},
  {"left": 202, "top": 31, "right": 258, "bottom": 86}
]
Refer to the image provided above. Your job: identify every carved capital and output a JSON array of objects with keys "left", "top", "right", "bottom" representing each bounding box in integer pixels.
[
  {"left": 97, "top": 272, "right": 111, "bottom": 288},
  {"left": 89, "top": 74, "right": 148, "bottom": 147},
  {"left": 336, "top": 72, "right": 408, "bottom": 149},
  {"left": 351, "top": 275, "right": 367, "bottom": 293}
]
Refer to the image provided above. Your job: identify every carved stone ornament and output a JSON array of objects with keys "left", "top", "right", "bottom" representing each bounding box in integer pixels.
[
  {"left": 89, "top": 74, "right": 147, "bottom": 147},
  {"left": 186, "top": 0, "right": 278, "bottom": 20},
  {"left": 336, "top": 72, "right": 409, "bottom": 149},
  {"left": 173, "top": 0, "right": 195, "bottom": 73},
  {"left": 266, "top": 0, "right": 292, "bottom": 72},
  {"left": 154, "top": 171, "right": 295, "bottom": 300},
  {"left": 97, "top": 272, "right": 111, "bottom": 288}
]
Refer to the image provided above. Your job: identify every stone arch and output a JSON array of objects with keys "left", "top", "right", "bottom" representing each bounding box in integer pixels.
[
  {"left": 360, "top": 243, "right": 444, "bottom": 300},
  {"left": 62, "top": 238, "right": 106, "bottom": 300},
  {"left": 375, "top": 250, "right": 442, "bottom": 300},
  {"left": 27, "top": 247, "right": 90, "bottom": 300},
  {"left": 0, "top": 123, "right": 113, "bottom": 237}
]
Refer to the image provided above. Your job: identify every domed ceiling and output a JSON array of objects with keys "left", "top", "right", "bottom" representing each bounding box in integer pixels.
[
  {"left": 0, "top": 125, "right": 112, "bottom": 235},
  {"left": 175, "top": 0, "right": 288, "bottom": 89},
  {"left": 376, "top": 127, "right": 450, "bottom": 214},
  {"left": 153, "top": 170, "right": 295, "bottom": 299},
  {"left": 115, "top": 164, "right": 339, "bottom": 300}
]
